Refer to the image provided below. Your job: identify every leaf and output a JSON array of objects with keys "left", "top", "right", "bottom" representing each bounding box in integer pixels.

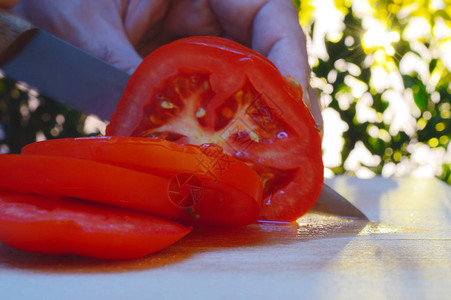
[{"left": 412, "top": 79, "right": 428, "bottom": 111}]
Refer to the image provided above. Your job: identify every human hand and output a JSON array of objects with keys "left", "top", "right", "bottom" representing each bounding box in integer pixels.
[
  {"left": 11, "top": 0, "right": 322, "bottom": 126},
  {"left": 0, "top": 0, "right": 19, "bottom": 9}
]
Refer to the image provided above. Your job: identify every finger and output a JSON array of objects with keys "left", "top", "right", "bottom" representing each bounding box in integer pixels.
[
  {"left": 89, "top": 38, "right": 143, "bottom": 74},
  {"left": 252, "top": 0, "right": 322, "bottom": 124},
  {"left": 132, "top": 0, "right": 224, "bottom": 57},
  {"left": 0, "top": 0, "right": 19, "bottom": 9},
  {"left": 122, "top": 0, "right": 169, "bottom": 46},
  {"left": 208, "top": 0, "right": 264, "bottom": 45},
  {"left": 163, "top": 0, "right": 222, "bottom": 37},
  {"left": 252, "top": 1, "right": 308, "bottom": 89},
  {"left": 208, "top": 0, "right": 322, "bottom": 123},
  {"left": 209, "top": 0, "right": 307, "bottom": 83},
  {"left": 11, "top": 1, "right": 142, "bottom": 74}
]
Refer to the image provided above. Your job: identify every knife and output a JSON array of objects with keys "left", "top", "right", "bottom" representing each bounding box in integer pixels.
[
  {"left": 0, "top": 9, "right": 128, "bottom": 120},
  {"left": 310, "top": 184, "right": 368, "bottom": 220},
  {"left": 0, "top": 10, "right": 368, "bottom": 221}
]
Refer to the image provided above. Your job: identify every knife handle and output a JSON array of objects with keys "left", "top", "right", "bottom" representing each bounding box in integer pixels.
[{"left": 0, "top": 9, "right": 37, "bottom": 65}]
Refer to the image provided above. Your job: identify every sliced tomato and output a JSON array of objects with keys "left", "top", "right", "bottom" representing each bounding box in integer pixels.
[
  {"left": 21, "top": 136, "right": 262, "bottom": 204},
  {"left": 0, "top": 154, "right": 259, "bottom": 226},
  {"left": 106, "top": 36, "right": 323, "bottom": 221},
  {"left": 0, "top": 192, "right": 191, "bottom": 260}
]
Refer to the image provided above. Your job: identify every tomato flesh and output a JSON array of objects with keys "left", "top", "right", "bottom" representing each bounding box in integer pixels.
[
  {"left": 22, "top": 136, "right": 263, "bottom": 206},
  {"left": 0, "top": 192, "right": 191, "bottom": 260},
  {"left": 0, "top": 154, "right": 260, "bottom": 226},
  {"left": 107, "top": 36, "right": 323, "bottom": 221}
]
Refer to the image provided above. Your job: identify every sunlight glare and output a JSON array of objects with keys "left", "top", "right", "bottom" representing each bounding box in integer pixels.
[
  {"left": 362, "top": 20, "right": 400, "bottom": 55},
  {"left": 311, "top": 0, "right": 345, "bottom": 61},
  {"left": 84, "top": 115, "right": 107, "bottom": 135},
  {"left": 439, "top": 39, "right": 451, "bottom": 70},
  {"left": 355, "top": 92, "right": 377, "bottom": 123},
  {"left": 410, "top": 143, "right": 448, "bottom": 178},
  {"left": 322, "top": 108, "right": 349, "bottom": 168},
  {"left": 403, "top": 17, "right": 431, "bottom": 41},
  {"left": 36, "top": 131, "right": 46, "bottom": 142},
  {"left": 399, "top": 52, "right": 430, "bottom": 85},
  {"left": 344, "top": 75, "right": 368, "bottom": 98},
  {"left": 382, "top": 90, "right": 417, "bottom": 136},
  {"left": 344, "top": 141, "right": 381, "bottom": 178}
]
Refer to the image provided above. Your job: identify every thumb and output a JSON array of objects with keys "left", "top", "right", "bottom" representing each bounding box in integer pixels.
[
  {"left": 0, "top": 0, "right": 19, "bottom": 9},
  {"left": 88, "top": 36, "right": 143, "bottom": 74},
  {"left": 10, "top": 1, "right": 143, "bottom": 74}
]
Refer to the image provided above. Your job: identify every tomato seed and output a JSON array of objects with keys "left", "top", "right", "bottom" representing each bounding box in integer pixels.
[
  {"left": 149, "top": 115, "right": 164, "bottom": 125},
  {"left": 245, "top": 92, "right": 254, "bottom": 102},
  {"left": 249, "top": 131, "right": 260, "bottom": 142},
  {"left": 234, "top": 90, "right": 243, "bottom": 102},
  {"left": 161, "top": 100, "right": 175, "bottom": 109},
  {"left": 221, "top": 107, "right": 234, "bottom": 118},
  {"left": 196, "top": 108, "right": 206, "bottom": 118}
]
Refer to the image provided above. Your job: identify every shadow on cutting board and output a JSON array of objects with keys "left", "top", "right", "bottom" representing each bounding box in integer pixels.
[{"left": 0, "top": 213, "right": 371, "bottom": 273}]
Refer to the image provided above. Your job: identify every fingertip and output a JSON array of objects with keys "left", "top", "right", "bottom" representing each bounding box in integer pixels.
[{"left": 95, "top": 43, "right": 142, "bottom": 75}]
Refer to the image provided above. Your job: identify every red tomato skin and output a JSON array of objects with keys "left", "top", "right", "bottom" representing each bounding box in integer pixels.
[
  {"left": 0, "top": 192, "right": 191, "bottom": 260},
  {"left": 21, "top": 136, "right": 263, "bottom": 206},
  {"left": 0, "top": 154, "right": 259, "bottom": 227},
  {"left": 106, "top": 36, "right": 324, "bottom": 222},
  {"left": 0, "top": 154, "right": 180, "bottom": 218},
  {"left": 258, "top": 146, "right": 324, "bottom": 221}
]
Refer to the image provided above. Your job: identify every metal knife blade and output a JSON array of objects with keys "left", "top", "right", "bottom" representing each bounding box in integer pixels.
[
  {"left": 0, "top": 10, "right": 129, "bottom": 120},
  {"left": 310, "top": 184, "right": 368, "bottom": 220}
]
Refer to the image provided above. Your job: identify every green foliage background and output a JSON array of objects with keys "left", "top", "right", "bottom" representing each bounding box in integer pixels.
[
  {"left": 293, "top": 0, "right": 451, "bottom": 184},
  {"left": 1, "top": 0, "right": 450, "bottom": 184}
]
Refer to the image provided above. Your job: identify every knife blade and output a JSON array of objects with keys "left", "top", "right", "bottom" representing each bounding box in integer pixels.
[
  {"left": 0, "top": 10, "right": 368, "bottom": 221},
  {"left": 310, "top": 183, "right": 368, "bottom": 220},
  {"left": 0, "top": 9, "right": 129, "bottom": 120}
]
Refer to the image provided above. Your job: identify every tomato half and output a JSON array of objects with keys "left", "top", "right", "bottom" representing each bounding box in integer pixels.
[
  {"left": 106, "top": 36, "right": 324, "bottom": 221},
  {"left": 0, "top": 192, "right": 191, "bottom": 260},
  {"left": 21, "top": 136, "right": 262, "bottom": 205},
  {"left": 0, "top": 154, "right": 259, "bottom": 226}
]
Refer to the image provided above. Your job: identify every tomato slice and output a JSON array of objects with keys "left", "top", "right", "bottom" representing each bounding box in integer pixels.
[
  {"left": 106, "top": 36, "right": 323, "bottom": 221},
  {"left": 21, "top": 136, "right": 262, "bottom": 205},
  {"left": 0, "top": 154, "right": 259, "bottom": 226},
  {"left": 0, "top": 192, "right": 191, "bottom": 260}
]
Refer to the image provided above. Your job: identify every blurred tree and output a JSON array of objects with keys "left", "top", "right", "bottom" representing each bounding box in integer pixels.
[
  {"left": 0, "top": 76, "right": 88, "bottom": 154},
  {"left": 295, "top": 0, "right": 451, "bottom": 184}
]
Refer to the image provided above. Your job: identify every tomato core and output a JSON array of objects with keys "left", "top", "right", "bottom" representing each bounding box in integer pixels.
[{"left": 107, "top": 37, "right": 324, "bottom": 221}]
